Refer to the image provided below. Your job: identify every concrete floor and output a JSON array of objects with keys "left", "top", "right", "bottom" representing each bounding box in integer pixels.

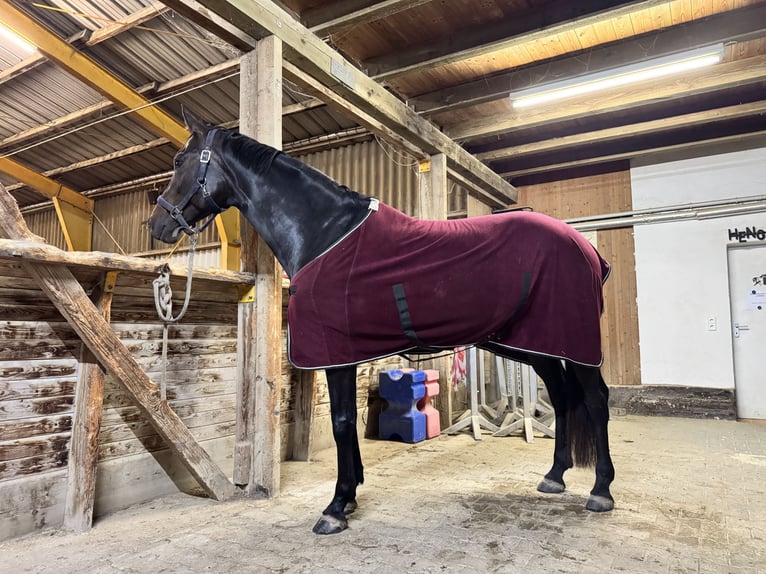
[{"left": 1, "top": 416, "right": 765, "bottom": 574}]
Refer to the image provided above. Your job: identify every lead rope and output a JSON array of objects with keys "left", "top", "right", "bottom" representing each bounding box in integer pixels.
[{"left": 153, "top": 232, "right": 198, "bottom": 401}]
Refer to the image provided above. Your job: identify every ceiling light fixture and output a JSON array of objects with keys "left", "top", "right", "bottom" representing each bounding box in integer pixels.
[
  {"left": 511, "top": 44, "right": 725, "bottom": 109},
  {"left": 0, "top": 22, "right": 36, "bottom": 54}
]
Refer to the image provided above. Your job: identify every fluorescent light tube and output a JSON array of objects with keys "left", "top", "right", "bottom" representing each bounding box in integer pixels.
[{"left": 511, "top": 44, "right": 724, "bottom": 108}]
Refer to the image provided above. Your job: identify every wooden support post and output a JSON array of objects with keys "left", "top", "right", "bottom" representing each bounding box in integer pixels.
[
  {"left": 63, "top": 270, "right": 117, "bottom": 532},
  {"left": 0, "top": 184, "right": 234, "bottom": 501},
  {"left": 292, "top": 370, "right": 316, "bottom": 461},
  {"left": 235, "top": 36, "right": 283, "bottom": 497},
  {"left": 417, "top": 154, "right": 453, "bottom": 428},
  {"left": 467, "top": 194, "right": 492, "bottom": 217}
]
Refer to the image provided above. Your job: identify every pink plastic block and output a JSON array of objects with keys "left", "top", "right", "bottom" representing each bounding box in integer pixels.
[{"left": 417, "top": 369, "right": 441, "bottom": 439}]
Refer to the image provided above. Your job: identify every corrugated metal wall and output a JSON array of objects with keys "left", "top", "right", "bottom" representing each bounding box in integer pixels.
[
  {"left": 21, "top": 139, "right": 424, "bottom": 258},
  {"left": 299, "top": 139, "right": 420, "bottom": 216}
]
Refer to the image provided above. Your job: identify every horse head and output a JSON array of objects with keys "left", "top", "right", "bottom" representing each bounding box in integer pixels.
[{"left": 148, "top": 108, "right": 231, "bottom": 243}]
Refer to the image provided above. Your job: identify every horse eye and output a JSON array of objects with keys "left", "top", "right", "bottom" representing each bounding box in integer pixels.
[{"left": 174, "top": 156, "right": 183, "bottom": 168}]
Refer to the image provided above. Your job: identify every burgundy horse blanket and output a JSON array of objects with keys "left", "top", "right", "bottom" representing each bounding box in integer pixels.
[{"left": 287, "top": 202, "right": 610, "bottom": 370}]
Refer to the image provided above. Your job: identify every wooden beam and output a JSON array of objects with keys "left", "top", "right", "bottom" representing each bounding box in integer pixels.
[
  {"left": 0, "top": 184, "right": 234, "bottom": 501},
  {"left": 0, "top": 0, "right": 188, "bottom": 147},
  {"left": 165, "top": 0, "right": 517, "bottom": 206},
  {"left": 282, "top": 62, "right": 426, "bottom": 160},
  {"left": 447, "top": 55, "right": 766, "bottom": 141},
  {"left": 307, "top": 0, "right": 430, "bottom": 37},
  {"left": 0, "top": 157, "right": 92, "bottom": 211},
  {"left": 0, "top": 155, "right": 95, "bottom": 249},
  {"left": 363, "top": 0, "right": 667, "bottom": 79},
  {"left": 411, "top": 5, "right": 766, "bottom": 115},
  {"left": 478, "top": 100, "right": 766, "bottom": 163},
  {"left": 0, "top": 237, "right": 254, "bottom": 284},
  {"left": 63, "top": 271, "right": 117, "bottom": 532},
  {"left": 159, "top": 0, "right": 260, "bottom": 51},
  {"left": 235, "top": 37, "right": 283, "bottom": 498},
  {"left": 86, "top": 3, "right": 168, "bottom": 45},
  {"left": 499, "top": 130, "right": 766, "bottom": 179}
]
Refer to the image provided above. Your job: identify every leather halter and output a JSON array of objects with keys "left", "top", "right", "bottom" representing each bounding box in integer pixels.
[{"left": 157, "top": 128, "right": 225, "bottom": 235}]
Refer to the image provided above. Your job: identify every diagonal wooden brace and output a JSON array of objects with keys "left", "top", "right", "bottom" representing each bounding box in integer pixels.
[{"left": 0, "top": 184, "right": 234, "bottom": 501}]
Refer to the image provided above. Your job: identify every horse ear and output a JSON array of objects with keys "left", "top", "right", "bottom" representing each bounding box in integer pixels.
[{"left": 181, "top": 106, "right": 207, "bottom": 134}]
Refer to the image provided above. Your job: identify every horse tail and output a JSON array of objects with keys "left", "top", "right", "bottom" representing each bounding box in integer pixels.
[{"left": 564, "top": 365, "right": 597, "bottom": 468}]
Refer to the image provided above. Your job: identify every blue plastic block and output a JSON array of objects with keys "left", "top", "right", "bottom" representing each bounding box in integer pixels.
[{"left": 379, "top": 369, "right": 427, "bottom": 443}]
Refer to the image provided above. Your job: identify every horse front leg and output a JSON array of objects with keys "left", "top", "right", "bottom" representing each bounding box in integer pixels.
[
  {"left": 312, "top": 365, "right": 364, "bottom": 534},
  {"left": 570, "top": 364, "right": 615, "bottom": 512}
]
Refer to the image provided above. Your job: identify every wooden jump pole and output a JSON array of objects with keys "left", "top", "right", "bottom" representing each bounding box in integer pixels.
[{"left": 0, "top": 183, "right": 234, "bottom": 502}]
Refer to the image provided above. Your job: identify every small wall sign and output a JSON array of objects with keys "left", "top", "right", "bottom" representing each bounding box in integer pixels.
[{"left": 728, "top": 226, "right": 766, "bottom": 242}]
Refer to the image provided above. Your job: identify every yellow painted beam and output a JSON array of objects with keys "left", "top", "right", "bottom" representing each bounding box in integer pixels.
[
  {"left": 0, "top": 157, "right": 92, "bottom": 211},
  {"left": 52, "top": 196, "right": 93, "bottom": 251},
  {"left": 0, "top": 156, "right": 94, "bottom": 250},
  {"left": 0, "top": 0, "right": 188, "bottom": 147},
  {"left": 215, "top": 207, "right": 241, "bottom": 271}
]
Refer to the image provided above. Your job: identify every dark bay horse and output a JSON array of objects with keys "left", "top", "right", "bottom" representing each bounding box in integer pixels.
[{"left": 148, "top": 109, "right": 615, "bottom": 534}]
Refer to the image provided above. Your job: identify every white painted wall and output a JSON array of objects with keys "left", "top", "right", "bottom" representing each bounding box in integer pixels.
[{"left": 631, "top": 148, "right": 766, "bottom": 388}]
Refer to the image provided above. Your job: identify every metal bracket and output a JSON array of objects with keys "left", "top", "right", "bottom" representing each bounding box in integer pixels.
[
  {"left": 104, "top": 271, "right": 119, "bottom": 293},
  {"left": 238, "top": 284, "right": 255, "bottom": 303}
]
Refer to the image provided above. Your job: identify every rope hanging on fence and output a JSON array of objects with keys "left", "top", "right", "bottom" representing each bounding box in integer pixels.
[{"left": 152, "top": 232, "right": 198, "bottom": 400}]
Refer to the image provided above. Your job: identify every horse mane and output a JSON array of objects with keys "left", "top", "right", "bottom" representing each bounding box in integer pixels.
[{"left": 223, "top": 129, "right": 371, "bottom": 208}]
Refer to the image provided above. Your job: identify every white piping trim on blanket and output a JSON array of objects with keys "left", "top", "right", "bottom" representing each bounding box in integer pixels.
[
  {"left": 285, "top": 327, "right": 604, "bottom": 371},
  {"left": 305, "top": 198, "right": 379, "bottom": 266}
]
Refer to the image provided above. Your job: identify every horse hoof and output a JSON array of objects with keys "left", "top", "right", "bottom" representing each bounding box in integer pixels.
[
  {"left": 344, "top": 500, "right": 358, "bottom": 515},
  {"left": 537, "top": 477, "right": 565, "bottom": 494},
  {"left": 312, "top": 513, "right": 348, "bottom": 535},
  {"left": 586, "top": 495, "right": 614, "bottom": 512}
]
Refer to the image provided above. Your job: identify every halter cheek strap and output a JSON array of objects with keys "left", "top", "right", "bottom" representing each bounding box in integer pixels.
[{"left": 157, "top": 128, "right": 225, "bottom": 236}]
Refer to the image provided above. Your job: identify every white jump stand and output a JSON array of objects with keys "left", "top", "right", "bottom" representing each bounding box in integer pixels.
[
  {"left": 492, "top": 358, "right": 555, "bottom": 443},
  {"left": 442, "top": 347, "right": 499, "bottom": 440}
]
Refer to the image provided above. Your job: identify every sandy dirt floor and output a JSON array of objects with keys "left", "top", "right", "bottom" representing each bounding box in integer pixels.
[{"left": 1, "top": 416, "right": 765, "bottom": 574}]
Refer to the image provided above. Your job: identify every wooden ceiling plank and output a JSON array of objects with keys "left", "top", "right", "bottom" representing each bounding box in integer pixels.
[
  {"left": 447, "top": 55, "right": 766, "bottom": 141},
  {"left": 307, "top": 0, "right": 431, "bottom": 37},
  {"left": 477, "top": 100, "right": 766, "bottom": 162},
  {"left": 411, "top": 4, "right": 766, "bottom": 115},
  {"left": 86, "top": 3, "right": 169, "bottom": 45},
  {"left": 164, "top": 0, "right": 517, "bottom": 206},
  {"left": 363, "top": 0, "right": 669, "bottom": 79},
  {"left": 500, "top": 130, "right": 766, "bottom": 179}
]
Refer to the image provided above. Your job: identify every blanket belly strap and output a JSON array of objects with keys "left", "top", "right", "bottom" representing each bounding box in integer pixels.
[
  {"left": 391, "top": 283, "right": 443, "bottom": 355},
  {"left": 392, "top": 283, "right": 426, "bottom": 348}
]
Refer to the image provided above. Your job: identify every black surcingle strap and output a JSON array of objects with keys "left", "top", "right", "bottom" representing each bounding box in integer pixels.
[{"left": 392, "top": 283, "right": 428, "bottom": 349}]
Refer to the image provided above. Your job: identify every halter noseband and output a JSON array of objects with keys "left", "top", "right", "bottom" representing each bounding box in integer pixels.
[{"left": 157, "top": 128, "right": 225, "bottom": 236}]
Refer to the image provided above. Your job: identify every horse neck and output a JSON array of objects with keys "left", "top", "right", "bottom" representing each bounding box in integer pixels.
[{"left": 225, "top": 145, "right": 371, "bottom": 278}]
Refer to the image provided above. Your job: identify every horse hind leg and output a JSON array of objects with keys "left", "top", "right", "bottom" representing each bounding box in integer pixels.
[
  {"left": 312, "top": 365, "right": 364, "bottom": 535},
  {"left": 568, "top": 363, "right": 615, "bottom": 512},
  {"left": 528, "top": 356, "right": 573, "bottom": 495}
]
